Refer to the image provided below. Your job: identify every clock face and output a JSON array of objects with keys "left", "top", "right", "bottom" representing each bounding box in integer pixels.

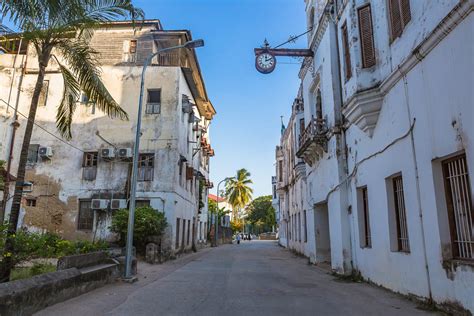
[{"left": 256, "top": 52, "right": 276, "bottom": 74}]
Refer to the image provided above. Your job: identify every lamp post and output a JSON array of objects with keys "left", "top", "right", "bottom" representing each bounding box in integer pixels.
[
  {"left": 124, "top": 39, "right": 205, "bottom": 280},
  {"left": 214, "top": 177, "right": 232, "bottom": 247}
]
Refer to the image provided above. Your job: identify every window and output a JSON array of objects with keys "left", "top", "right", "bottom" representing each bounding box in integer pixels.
[
  {"left": 82, "top": 152, "right": 98, "bottom": 181},
  {"left": 309, "top": 7, "right": 315, "bottom": 31},
  {"left": 278, "top": 161, "right": 283, "bottom": 182},
  {"left": 442, "top": 154, "right": 473, "bottom": 260},
  {"left": 392, "top": 175, "right": 410, "bottom": 252},
  {"left": 315, "top": 89, "right": 322, "bottom": 120},
  {"left": 27, "top": 144, "right": 40, "bottom": 163},
  {"left": 187, "top": 219, "right": 191, "bottom": 245},
  {"left": 136, "top": 200, "right": 150, "bottom": 208},
  {"left": 298, "top": 212, "right": 302, "bottom": 242},
  {"left": 129, "top": 40, "right": 137, "bottom": 53},
  {"left": 176, "top": 218, "right": 180, "bottom": 249},
  {"left": 341, "top": 22, "right": 352, "bottom": 81},
  {"left": 80, "top": 92, "right": 96, "bottom": 114},
  {"left": 388, "top": 0, "right": 411, "bottom": 42},
  {"left": 146, "top": 89, "right": 161, "bottom": 114},
  {"left": 358, "top": 4, "right": 376, "bottom": 68},
  {"left": 26, "top": 198, "right": 37, "bottom": 207},
  {"left": 299, "top": 118, "right": 305, "bottom": 137},
  {"left": 138, "top": 153, "right": 154, "bottom": 181},
  {"left": 358, "top": 187, "right": 372, "bottom": 248},
  {"left": 78, "top": 200, "right": 93, "bottom": 230},
  {"left": 38, "top": 80, "right": 49, "bottom": 106},
  {"left": 181, "top": 219, "right": 186, "bottom": 248},
  {"left": 304, "top": 210, "right": 307, "bottom": 242}
]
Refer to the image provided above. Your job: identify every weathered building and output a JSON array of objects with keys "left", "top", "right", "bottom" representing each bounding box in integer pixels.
[
  {"left": 275, "top": 0, "right": 473, "bottom": 311},
  {"left": 0, "top": 20, "right": 216, "bottom": 255}
]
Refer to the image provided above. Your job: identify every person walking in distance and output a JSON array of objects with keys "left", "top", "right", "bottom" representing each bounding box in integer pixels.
[{"left": 236, "top": 233, "right": 241, "bottom": 244}]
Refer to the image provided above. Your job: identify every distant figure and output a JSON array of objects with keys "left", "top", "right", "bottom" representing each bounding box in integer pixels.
[
  {"left": 248, "top": 234, "right": 251, "bottom": 241},
  {"left": 236, "top": 233, "right": 241, "bottom": 244}
]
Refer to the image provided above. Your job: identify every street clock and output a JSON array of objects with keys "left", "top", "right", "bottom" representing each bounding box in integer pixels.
[{"left": 255, "top": 51, "right": 277, "bottom": 74}]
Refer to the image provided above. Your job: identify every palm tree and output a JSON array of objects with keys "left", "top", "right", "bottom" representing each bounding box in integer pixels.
[
  {"left": 225, "top": 168, "right": 253, "bottom": 220},
  {"left": 0, "top": 0, "right": 143, "bottom": 282}
]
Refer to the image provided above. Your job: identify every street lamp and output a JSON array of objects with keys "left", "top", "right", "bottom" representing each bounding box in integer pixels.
[
  {"left": 214, "top": 177, "right": 233, "bottom": 247},
  {"left": 124, "top": 39, "right": 205, "bottom": 280}
]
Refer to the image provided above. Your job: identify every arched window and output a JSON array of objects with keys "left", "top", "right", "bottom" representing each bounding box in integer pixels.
[{"left": 315, "top": 89, "right": 322, "bottom": 120}]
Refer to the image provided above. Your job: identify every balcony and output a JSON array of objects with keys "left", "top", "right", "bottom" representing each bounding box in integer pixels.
[{"left": 296, "top": 117, "right": 328, "bottom": 166}]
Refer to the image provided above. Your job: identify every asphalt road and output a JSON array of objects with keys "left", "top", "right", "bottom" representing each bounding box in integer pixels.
[{"left": 37, "top": 241, "right": 437, "bottom": 316}]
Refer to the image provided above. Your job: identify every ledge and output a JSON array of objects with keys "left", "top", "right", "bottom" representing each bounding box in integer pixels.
[{"left": 342, "top": 86, "right": 383, "bottom": 137}]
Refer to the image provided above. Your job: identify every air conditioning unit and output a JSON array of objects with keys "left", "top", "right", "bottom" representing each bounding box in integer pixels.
[
  {"left": 91, "top": 199, "right": 109, "bottom": 210},
  {"left": 38, "top": 146, "right": 53, "bottom": 159},
  {"left": 110, "top": 199, "right": 127, "bottom": 210},
  {"left": 101, "top": 148, "right": 115, "bottom": 159},
  {"left": 117, "top": 148, "right": 132, "bottom": 158}
]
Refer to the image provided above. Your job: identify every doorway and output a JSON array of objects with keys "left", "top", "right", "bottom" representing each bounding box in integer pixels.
[{"left": 314, "top": 203, "right": 331, "bottom": 263}]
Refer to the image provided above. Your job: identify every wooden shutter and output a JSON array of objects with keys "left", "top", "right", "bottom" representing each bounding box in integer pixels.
[
  {"left": 389, "top": 0, "right": 402, "bottom": 40},
  {"left": 186, "top": 166, "right": 194, "bottom": 180},
  {"left": 358, "top": 4, "right": 376, "bottom": 68},
  {"left": 400, "top": 0, "right": 411, "bottom": 26},
  {"left": 341, "top": 22, "right": 352, "bottom": 80}
]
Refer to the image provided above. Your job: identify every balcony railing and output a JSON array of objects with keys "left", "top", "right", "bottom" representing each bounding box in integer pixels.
[{"left": 296, "top": 116, "right": 328, "bottom": 166}]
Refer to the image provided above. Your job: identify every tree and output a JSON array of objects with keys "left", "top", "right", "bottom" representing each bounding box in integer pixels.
[
  {"left": 225, "top": 168, "right": 253, "bottom": 219},
  {"left": 208, "top": 198, "right": 230, "bottom": 224},
  {"left": 247, "top": 195, "right": 275, "bottom": 234},
  {"left": 0, "top": 0, "right": 143, "bottom": 282}
]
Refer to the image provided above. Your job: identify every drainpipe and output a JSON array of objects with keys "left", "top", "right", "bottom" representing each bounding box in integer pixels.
[
  {"left": 1, "top": 39, "right": 28, "bottom": 222},
  {"left": 400, "top": 67, "right": 433, "bottom": 301}
]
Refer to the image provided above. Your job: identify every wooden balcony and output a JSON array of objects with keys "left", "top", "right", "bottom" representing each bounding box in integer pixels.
[{"left": 296, "top": 117, "right": 328, "bottom": 166}]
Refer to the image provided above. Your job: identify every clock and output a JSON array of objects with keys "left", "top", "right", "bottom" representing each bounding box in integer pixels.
[{"left": 255, "top": 52, "right": 276, "bottom": 74}]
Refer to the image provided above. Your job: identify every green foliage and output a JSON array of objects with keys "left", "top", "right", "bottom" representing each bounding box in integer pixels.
[
  {"left": 110, "top": 206, "right": 167, "bottom": 252},
  {"left": 0, "top": 160, "right": 5, "bottom": 191},
  {"left": 247, "top": 195, "right": 276, "bottom": 233},
  {"left": 225, "top": 168, "right": 253, "bottom": 218},
  {"left": 0, "top": 224, "right": 108, "bottom": 266},
  {"left": 11, "top": 262, "right": 56, "bottom": 281}
]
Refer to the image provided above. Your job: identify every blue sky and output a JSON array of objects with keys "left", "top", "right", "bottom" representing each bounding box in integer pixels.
[{"left": 136, "top": 0, "right": 307, "bottom": 197}]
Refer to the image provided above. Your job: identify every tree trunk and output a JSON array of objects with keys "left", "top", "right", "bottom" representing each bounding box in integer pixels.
[{"left": 0, "top": 48, "right": 51, "bottom": 282}]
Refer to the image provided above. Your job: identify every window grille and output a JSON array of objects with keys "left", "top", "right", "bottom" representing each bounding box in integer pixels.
[
  {"left": 393, "top": 176, "right": 410, "bottom": 252},
  {"left": 176, "top": 218, "right": 180, "bottom": 249},
  {"left": 78, "top": 200, "right": 93, "bottom": 230},
  {"left": 27, "top": 144, "right": 40, "bottom": 163},
  {"left": 304, "top": 210, "right": 307, "bottom": 242},
  {"left": 138, "top": 154, "right": 154, "bottom": 181},
  {"left": 443, "top": 154, "right": 473, "bottom": 260}
]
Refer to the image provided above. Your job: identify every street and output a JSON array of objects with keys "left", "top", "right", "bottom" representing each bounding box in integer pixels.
[{"left": 37, "top": 241, "right": 438, "bottom": 316}]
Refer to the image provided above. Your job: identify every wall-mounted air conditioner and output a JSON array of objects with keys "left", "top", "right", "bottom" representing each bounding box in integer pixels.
[
  {"left": 91, "top": 199, "right": 109, "bottom": 210},
  {"left": 117, "top": 148, "right": 132, "bottom": 158},
  {"left": 101, "top": 148, "right": 115, "bottom": 159},
  {"left": 39, "top": 146, "right": 53, "bottom": 159},
  {"left": 110, "top": 199, "right": 127, "bottom": 210}
]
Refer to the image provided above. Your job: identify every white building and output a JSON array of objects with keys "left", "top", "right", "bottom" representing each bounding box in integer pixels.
[
  {"left": 275, "top": 0, "right": 473, "bottom": 312},
  {"left": 0, "top": 20, "right": 216, "bottom": 255}
]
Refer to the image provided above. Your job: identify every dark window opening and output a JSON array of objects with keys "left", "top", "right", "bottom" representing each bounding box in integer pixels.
[
  {"left": 138, "top": 153, "right": 154, "bottom": 181},
  {"left": 78, "top": 200, "right": 93, "bottom": 230}
]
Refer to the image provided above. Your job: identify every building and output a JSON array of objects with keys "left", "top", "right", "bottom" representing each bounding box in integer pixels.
[
  {"left": 0, "top": 20, "right": 216, "bottom": 255},
  {"left": 208, "top": 193, "right": 233, "bottom": 223},
  {"left": 275, "top": 0, "right": 473, "bottom": 312}
]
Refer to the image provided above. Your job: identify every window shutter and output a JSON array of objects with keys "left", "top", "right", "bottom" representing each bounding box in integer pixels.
[
  {"left": 358, "top": 4, "right": 376, "bottom": 68},
  {"left": 341, "top": 22, "right": 352, "bottom": 80},
  {"left": 400, "top": 0, "right": 411, "bottom": 27},
  {"left": 186, "top": 166, "right": 194, "bottom": 180},
  {"left": 389, "top": 0, "right": 402, "bottom": 40}
]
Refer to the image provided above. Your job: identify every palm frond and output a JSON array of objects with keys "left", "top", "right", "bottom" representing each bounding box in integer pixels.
[
  {"left": 55, "top": 60, "right": 81, "bottom": 139},
  {"left": 57, "top": 39, "right": 128, "bottom": 127}
]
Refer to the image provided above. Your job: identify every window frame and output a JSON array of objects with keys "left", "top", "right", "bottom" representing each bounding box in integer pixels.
[
  {"left": 387, "top": 0, "right": 411, "bottom": 43},
  {"left": 77, "top": 199, "right": 94, "bottom": 231},
  {"left": 137, "top": 153, "right": 154, "bottom": 182},
  {"left": 392, "top": 175, "right": 410, "bottom": 252},
  {"left": 146, "top": 89, "right": 161, "bottom": 114},
  {"left": 27, "top": 144, "right": 40, "bottom": 164},
  {"left": 357, "top": 3, "right": 376, "bottom": 68}
]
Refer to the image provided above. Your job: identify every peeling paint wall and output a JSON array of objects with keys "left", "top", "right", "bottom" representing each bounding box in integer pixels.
[{"left": 0, "top": 23, "right": 214, "bottom": 255}]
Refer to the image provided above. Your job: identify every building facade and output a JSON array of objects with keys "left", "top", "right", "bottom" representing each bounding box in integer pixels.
[
  {"left": 275, "top": 0, "right": 473, "bottom": 312},
  {"left": 0, "top": 20, "right": 216, "bottom": 255}
]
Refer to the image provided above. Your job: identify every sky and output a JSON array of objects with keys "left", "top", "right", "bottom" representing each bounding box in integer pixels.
[
  {"left": 134, "top": 0, "right": 307, "bottom": 197},
  {"left": 2, "top": 0, "right": 307, "bottom": 198}
]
